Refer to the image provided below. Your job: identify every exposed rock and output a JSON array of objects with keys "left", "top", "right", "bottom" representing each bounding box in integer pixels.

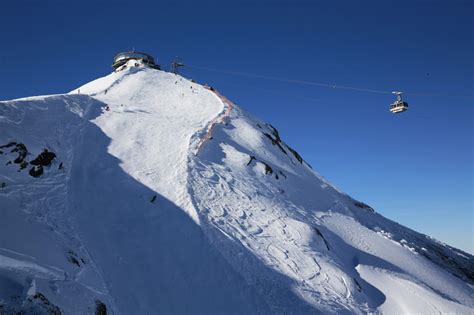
[
  {"left": 19, "top": 161, "right": 28, "bottom": 170},
  {"left": 68, "top": 256, "right": 80, "bottom": 267},
  {"left": 0, "top": 142, "right": 36, "bottom": 172},
  {"left": 262, "top": 125, "right": 306, "bottom": 166},
  {"left": 420, "top": 243, "right": 474, "bottom": 284},
  {"left": 246, "top": 155, "right": 284, "bottom": 180},
  {"left": 0, "top": 142, "right": 28, "bottom": 167},
  {"left": 313, "top": 227, "right": 330, "bottom": 251},
  {"left": 354, "top": 278, "right": 362, "bottom": 292},
  {"left": 95, "top": 300, "right": 107, "bottom": 315},
  {"left": 263, "top": 132, "right": 287, "bottom": 155},
  {"left": 353, "top": 200, "right": 375, "bottom": 213},
  {"left": 0, "top": 141, "right": 17, "bottom": 149},
  {"left": 266, "top": 124, "right": 281, "bottom": 142},
  {"left": 67, "top": 250, "right": 82, "bottom": 267},
  {"left": 286, "top": 146, "right": 303, "bottom": 164},
  {"left": 12, "top": 143, "right": 28, "bottom": 165},
  {"left": 29, "top": 165, "right": 44, "bottom": 178},
  {"left": 246, "top": 156, "right": 256, "bottom": 166},
  {"left": 262, "top": 162, "right": 273, "bottom": 175},
  {"left": 25, "top": 292, "right": 62, "bottom": 315},
  {"left": 30, "top": 149, "right": 56, "bottom": 167}
]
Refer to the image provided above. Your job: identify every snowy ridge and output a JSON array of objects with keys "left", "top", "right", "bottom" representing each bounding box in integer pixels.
[
  {"left": 187, "top": 101, "right": 473, "bottom": 313},
  {"left": 0, "top": 68, "right": 472, "bottom": 314},
  {"left": 194, "top": 89, "right": 235, "bottom": 155}
]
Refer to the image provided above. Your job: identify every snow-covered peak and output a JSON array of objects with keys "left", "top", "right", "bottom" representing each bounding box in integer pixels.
[{"left": 0, "top": 68, "right": 472, "bottom": 314}]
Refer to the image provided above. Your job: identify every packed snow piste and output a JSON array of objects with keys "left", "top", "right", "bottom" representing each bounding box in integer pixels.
[{"left": 0, "top": 56, "right": 472, "bottom": 314}]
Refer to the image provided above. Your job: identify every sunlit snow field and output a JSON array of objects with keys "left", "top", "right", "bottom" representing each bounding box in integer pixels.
[{"left": 0, "top": 65, "right": 472, "bottom": 314}]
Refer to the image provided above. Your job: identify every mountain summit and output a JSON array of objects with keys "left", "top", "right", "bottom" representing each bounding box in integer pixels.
[{"left": 0, "top": 64, "right": 472, "bottom": 314}]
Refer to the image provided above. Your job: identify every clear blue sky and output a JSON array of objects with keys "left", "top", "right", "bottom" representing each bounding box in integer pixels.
[{"left": 1, "top": 0, "right": 472, "bottom": 253}]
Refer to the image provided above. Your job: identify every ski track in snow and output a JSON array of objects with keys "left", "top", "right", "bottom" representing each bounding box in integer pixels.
[
  {"left": 0, "top": 94, "right": 115, "bottom": 313},
  {"left": 187, "top": 82, "right": 474, "bottom": 313},
  {"left": 0, "top": 65, "right": 472, "bottom": 314}
]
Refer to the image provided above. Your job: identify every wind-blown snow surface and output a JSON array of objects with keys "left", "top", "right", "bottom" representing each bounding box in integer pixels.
[{"left": 0, "top": 66, "right": 472, "bottom": 314}]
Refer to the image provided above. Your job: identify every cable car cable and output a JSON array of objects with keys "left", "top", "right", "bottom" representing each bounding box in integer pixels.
[
  {"left": 186, "top": 64, "right": 472, "bottom": 99},
  {"left": 187, "top": 65, "right": 391, "bottom": 94}
]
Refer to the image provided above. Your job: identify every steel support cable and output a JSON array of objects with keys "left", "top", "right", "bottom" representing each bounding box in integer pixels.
[{"left": 186, "top": 64, "right": 473, "bottom": 99}]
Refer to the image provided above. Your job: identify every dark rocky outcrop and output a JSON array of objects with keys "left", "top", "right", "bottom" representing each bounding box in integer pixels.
[
  {"left": 0, "top": 291, "right": 62, "bottom": 315},
  {"left": 419, "top": 242, "right": 474, "bottom": 284},
  {"left": 67, "top": 250, "right": 84, "bottom": 267},
  {"left": 30, "top": 149, "right": 56, "bottom": 167},
  {"left": 68, "top": 256, "right": 81, "bottom": 267},
  {"left": 26, "top": 148, "right": 57, "bottom": 178},
  {"left": 353, "top": 200, "right": 375, "bottom": 213},
  {"left": 1, "top": 142, "right": 59, "bottom": 178},
  {"left": 263, "top": 124, "right": 287, "bottom": 154},
  {"left": 26, "top": 293, "right": 62, "bottom": 315},
  {"left": 1, "top": 142, "right": 28, "bottom": 168},
  {"left": 313, "top": 227, "right": 330, "bottom": 251},
  {"left": 29, "top": 165, "right": 44, "bottom": 178},
  {"left": 0, "top": 141, "right": 17, "bottom": 149},
  {"left": 33, "top": 293, "right": 62, "bottom": 314},
  {"left": 245, "top": 155, "right": 282, "bottom": 179},
  {"left": 286, "top": 146, "right": 303, "bottom": 164},
  {"left": 261, "top": 125, "right": 307, "bottom": 166},
  {"left": 246, "top": 156, "right": 256, "bottom": 166},
  {"left": 353, "top": 278, "right": 362, "bottom": 292},
  {"left": 95, "top": 300, "right": 107, "bottom": 315},
  {"left": 12, "top": 143, "right": 28, "bottom": 165},
  {"left": 263, "top": 133, "right": 287, "bottom": 155},
  {"left": 262, "top": 162, "right": 273, "bottom": 175}
]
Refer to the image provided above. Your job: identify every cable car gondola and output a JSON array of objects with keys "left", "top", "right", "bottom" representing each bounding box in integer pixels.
[{"left": 390, "top": 91, "right": 409, "bottom": 113}]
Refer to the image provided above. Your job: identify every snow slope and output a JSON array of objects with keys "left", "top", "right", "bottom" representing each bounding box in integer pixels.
[{"left": 0, "top": 65, "right": 472, "bottom": 314}]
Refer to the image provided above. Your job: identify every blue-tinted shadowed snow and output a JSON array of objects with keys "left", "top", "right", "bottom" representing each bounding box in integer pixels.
[
  {"left": 0, "top": 93, "right": 312, "bottom": 314},
  {"left": 67, "top": 106, "right": 299, "bottom": 314}
]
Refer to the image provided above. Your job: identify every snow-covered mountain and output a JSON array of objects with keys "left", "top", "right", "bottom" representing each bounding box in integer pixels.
[{"left": 0, "top": 64, "right": 472, "bottom": 314}]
